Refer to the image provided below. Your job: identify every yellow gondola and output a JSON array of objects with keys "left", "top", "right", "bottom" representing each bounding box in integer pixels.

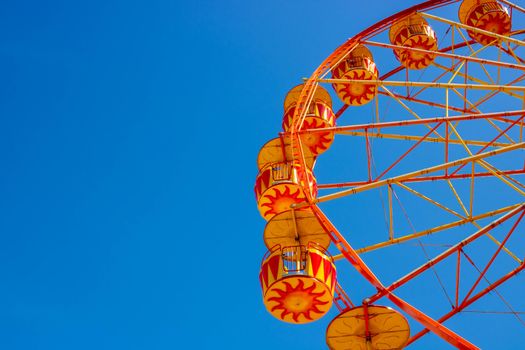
[
  {"left": 254, "top": 161, "right": 316, "bottom": 221},
  {"left": 282, "top": 84, "right": 336, "bottom": 156},
  {"left": 331, "top": 44, "right": 378, "bottom": 106},
  {"left": 259, "top": 243, "right": 336, "bottom": 324},
  {"left": 458, "top": 0, "right": 511, "bottom": 46},
  {"left": 389, "top": 13, "right": 438, "bottom": 69}
]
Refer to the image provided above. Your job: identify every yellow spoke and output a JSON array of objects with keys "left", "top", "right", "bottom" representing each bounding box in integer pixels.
[
  {"left": 447, "top": 179, "right": 470, "bottom": 216},
  {"left": 455, "top": 26, "right": 496, "bottom": 83},
  {"left": 520, "top": 93, "right": 525, "bottom": 142},
  {"left": 432, "top": 62, "right": 522, "bottom": 99},
  {"left": 375, "top": 91, "right": 380, "bottom": 124},
  {"left": 388, "top": 185, "right": 394, "bottom": 240},
  {"left": 447, "top": 48, "right": 467, "bottom": 83},
  {"left": 315, "top": 78, "right": 525, "bottom": 92},
  {"left": 469, "top": 74, "right": 525, "bottom": 111},
  {"left": 311, "top": 142, "right": 524, "bottom": 204},
  {"left": 485, "top": 118, "right": 516, "bottom": 144},
  {"left": 333, "top": 204, "right": 523, "bottom": 256},
  {"left": 379, "top": 84, "right": 443, "bottom": 139},
  {"left": 396, "top": 176, "right": 521, "bottom": 263},
  {"left": 478, "top": 159, "right": 525, "bottom": 196},
  {"left": 505, "top": 42, "right": 524, "bottom": 65},
  {"left": 447, "top": 122, "right": 525, "bottom": 196},
  {"left": 469, "top": 220, "right": 522, "bottom": 263},
  {"left": 395, "top": 182, "right": 463, "bottom": 218},
  {"left": 412, "top": 60, "right": 462, "bottom": 99},
  {"left": 447, "top": 88, "right": 517, "bottom": 144},
  {"left": 500, "top": 0, "right": 525, "bottom": 14},
  {"left": 392, "top": 180, "right": 522, "bottom": 264},
  {"left": 479, "top": 159, "right": 525, "bottom": 190},
  {"left": 421, "top": 12, "right": 525, "bottom": 47},
  {"left": 377, "top": 90, "right": 465, "bottom": 113},
  {"left": 470, "top": 162, "right": 475, "bottom": 216},
  {"left": 364, "top": 40, "right": 525, "bottom": 71},
  {"left": 336, "top": 130, "right": 509, "bottom": 148}
]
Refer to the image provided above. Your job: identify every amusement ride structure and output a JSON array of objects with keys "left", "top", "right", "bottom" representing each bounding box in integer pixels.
[{"left": 254, "top": 0, "right": 525, "bottom": 348}]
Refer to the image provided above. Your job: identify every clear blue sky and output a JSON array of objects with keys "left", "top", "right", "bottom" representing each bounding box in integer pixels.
[{"left": 1, "top": 1, "right": 524, "bottom": 349}]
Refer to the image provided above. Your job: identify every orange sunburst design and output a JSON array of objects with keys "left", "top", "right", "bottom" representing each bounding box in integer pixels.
[
  {"left": 258, "top": 184, "right": 307, "bottom": 220},
  {"left": 265, "top": 276, "right": 332, "bottom": 323},
  {"left": 466, "top": 6, "right": 511, "bottom": 46},
  {"left": 333, "top": 69, "right": 377, "bottom": 106},
  {"left": 331, "top": 56, "right": 378, "bottom": 106},
  {"left": 256, "top": 163, "right": 318, "bottom": 220},
  {"left": 300, "top": 117, "right": 335, "bottom": 155},
  {"left": 394, "top": 33, "right": 437, "bottom": 70}
]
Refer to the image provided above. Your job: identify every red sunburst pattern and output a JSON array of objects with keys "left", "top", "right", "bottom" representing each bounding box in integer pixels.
[
  {"left": 332, "top": 58, "right": 378, "bottom": 106},
  {"left": 333, "top": 69, "right": 377, "bottom": 106},
  {"left": 266, "top": 277, "right": 330, "bottom": 323},
  {"left": 466, "top": 5, "right": 511, "bottom": 46},
  {"left": 255, "top": 163, "right": 317, "bottom": 216},
  {"left": 300, "top": 117, "right": 334, "bottom": 155},
  {"left": 393, "top": 31, "right": 437, "bottom": 70},
  {"left": 259, "top": 185, "right": 306, "bottom": 220}
]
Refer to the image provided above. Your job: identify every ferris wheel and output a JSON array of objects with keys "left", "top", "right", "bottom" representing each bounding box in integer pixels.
[{"left": 254, "top": 0, "right": 525, "bottom": 348}]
